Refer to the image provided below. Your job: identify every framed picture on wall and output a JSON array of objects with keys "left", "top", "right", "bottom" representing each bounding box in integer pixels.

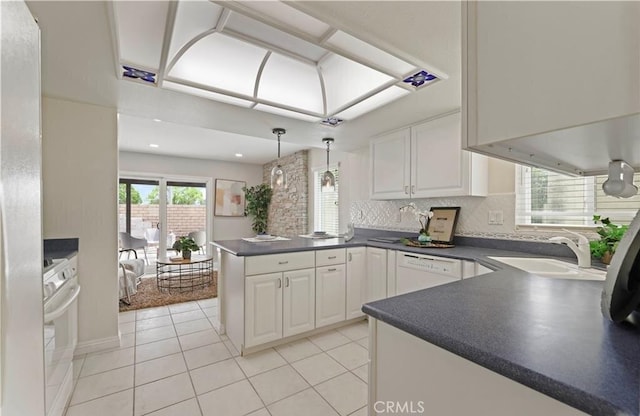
[{"left": 214, "top": 179, "right": 246, "bottom": 217}]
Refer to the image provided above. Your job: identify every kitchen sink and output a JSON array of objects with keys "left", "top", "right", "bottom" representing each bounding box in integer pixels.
[{"left": 488, "top": 257, "right": 606, "bottom": 281}]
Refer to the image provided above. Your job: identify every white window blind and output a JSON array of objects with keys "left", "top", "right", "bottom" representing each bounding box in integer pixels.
[
  {"left": 516, "top": 165, "right": 640, "bottom": 226},
  {"left": 314, "top": 166, "right": 339, "bottom": 234}
]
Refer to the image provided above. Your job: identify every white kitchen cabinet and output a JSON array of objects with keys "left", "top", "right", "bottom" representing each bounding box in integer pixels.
[
  {"left": 283, "top": 268, "right": 316, "bottom": 337},
  {"left": 366, "top": 247, "right": 388, "bottom": 302},
  {"left": 245, "top": 272, "right": 283, "bottom": 347},
  {"left": 316, "top": 264, "right": 346, "bottom": 328},
  {"left": 371, "top": 112, "right": 487, "bottom": 200},
  {"left": 245, "top": 268, "right": 316, "bottom": 347},
  {"left": 462, "top": 260, "right": 494, "bottom": 279},
  {"left": 346, "top": 247, "right": 366, "bottom": 319},
  {"left": 369, "top": 319, "right": 587, "bottom": 416},
  {"left": 462, "top": 2, "right": 640, "bottom": 175}
]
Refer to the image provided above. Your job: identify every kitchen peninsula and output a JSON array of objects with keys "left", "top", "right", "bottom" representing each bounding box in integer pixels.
[{"left": 212, "top": 234, "right": 640, "bottom": 416}]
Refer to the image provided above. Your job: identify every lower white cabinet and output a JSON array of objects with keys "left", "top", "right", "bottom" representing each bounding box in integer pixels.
[
  {"left": 366, "top": 247, "right": 388, "bottom": 302},
  {"left": 316, "top": 264, "right": 346, "bottom": 328},
  {"left": 462, "top": 260, "right": 494, "bottom": 279},
  {"left": 346, "top": 247, "right": 366, "bottom": 319},
  {"left": 245, "top": 268, "right": 315, "bottom": 348}
]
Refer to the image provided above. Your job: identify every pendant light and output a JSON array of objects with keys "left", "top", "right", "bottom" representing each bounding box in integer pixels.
[
  {"left": 270, "top": 128, "right": 286, "bottom": 189},
  {"left": 321, "top": 138, "right": 336, "bottom": 192}
]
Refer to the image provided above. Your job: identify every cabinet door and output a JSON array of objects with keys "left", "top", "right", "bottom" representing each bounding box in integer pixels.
[
  {"left": 370, "top": 129, "right": 411, "bottom": 199},
  {"left": 315, "top": 265, "right": 346, "bottom": 328},
  {"left": 346, "top": 247, "right": 366, "bottom": 319},
  {"left": 283, "top": 268, "right": 316, "bottom": 338},
  {"left": 366, "top": 248, "right": 387, "bottom": 302},
  {"left": 245, "top": 273, "right": 282, "bottom": 348}
]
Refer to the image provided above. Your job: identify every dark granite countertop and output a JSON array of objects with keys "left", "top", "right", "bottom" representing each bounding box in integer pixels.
[{"left": 213, "top": 232, "right": 639, "bottom": 415}]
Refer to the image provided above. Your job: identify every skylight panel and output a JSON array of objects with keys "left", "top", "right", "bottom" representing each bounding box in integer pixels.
[
  {"left": 225, "top": 13, "right": 326, "bottom": 62},
  {"left": 238, "top": 2, "right": 330, "bottom": 38},
  {"left": 321, "top": 54, "right": 394, "bottom": 114},
  {"left": 334, "top": 86, "right": 409, "bottom": 120},
  {"left": 168, "top": 0, "right": 223, "bottom": 63},
  {"left": 258, "top": 53, "right": 323, "bottom": 114},
  {"left": 163, "top": 81, "right": 253, "bottom": 108},
  {"left": 169, "top": 33, "right": 266, "bottom": 97}
]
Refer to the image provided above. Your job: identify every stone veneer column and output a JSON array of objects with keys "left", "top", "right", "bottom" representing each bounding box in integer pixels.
[{"left": 263, "top": 150, "right": 308, "bottom": 237}]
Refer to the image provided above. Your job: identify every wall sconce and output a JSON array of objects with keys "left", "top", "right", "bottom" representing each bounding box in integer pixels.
[
  {"left": 270, "top": 128, "right": 286, "bottom": 189},
  {"left": 602, "top": 160, "right": 637, "bottom": 198}
]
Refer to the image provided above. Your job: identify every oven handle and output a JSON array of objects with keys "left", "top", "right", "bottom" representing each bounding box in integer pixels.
[{"left": 44, "top": 284, "right": 81, "bottom": 322}]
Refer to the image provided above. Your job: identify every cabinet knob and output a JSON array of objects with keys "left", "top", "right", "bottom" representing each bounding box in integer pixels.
[
  {"left": 404, "top": 186, "right": 409, "bottom": 194},
  {"left": 411, "top": 185, "right": 416, "bottom": 194},
  {"left": 328, "top": 256, "right": 336, "bottom": 259},
  {"left": 285, "top": 277, "right": 289, "bottom": 287},
  {"left": 328, "top": 268, "right": 337, "bottom": 272},
  {"left": 278, "top": 261, "right": 288, "bottom": 265},
  {"left": 348, "top": 253, "right": 352, "bottom": 262},
  {"left": 277, "top": 278, "right": 282, "bottom": 288}
]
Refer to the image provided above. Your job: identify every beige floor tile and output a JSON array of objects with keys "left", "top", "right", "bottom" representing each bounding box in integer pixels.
[
  {"left": 326, "top": 342, "right": 368, "bottom": 370},
  {"left": 336, "top": 321, "right": 369, "bottom": 341},
  {"left": 356, "top": 337, "right": 368, "bottom": 350},
  {"left": 189, "top": 358, "right": 246, "bottom": 395},
  {"left": 223, "top": 339, "right": 241, "bottom": 357},
  {"left": 118, "top": 310, "right": 136, "bottom": 323},
  {"left": 169, "top": 302, "right": 200, "bottom": 314},
  {"left": 136, "top": 325, "right": 177, "bottom": 346},
  {"left": 72, "top": 357, "right": 85, "bottom": 381},
  {"left": 65, "top": 389, "right": 133, "bottom": 416},
  {"left": 183, "top": 342, "right": 231, "bottom": 370},
  {"left": 70, "top": 366, "right": 134, "bottom": 405},
  {"left": 348, "top": 406, "right": 368, "bottom": 416},
  {"left": 246, "top": 409, "right": 270, "bottom": 416},
  {"left": 80, "top": 347, "right": 135, "bottom": 377},
  {"left": 291, "top": 353, "right": 347, "bottom": 386},
  {"left": 352, "top": 364, "right": 368, "bottom": 384},
  {"left": 136, "top": 315, "right": 173, "bottom": 332},
  {"left": 197, "top": 380, "right": 263, "bottom": 416},
  {"left": 275, "top": 338, "right": 322, "bottom": 363},
  {"left": 249, "top": 365, "right": 309, "bottom": 404},
  {"left": 134, "top": 372, "right": 194, "bottom": 416},
  {"left": 308, "top": 330, "right": 351, "bottom": 351},
  {"left": 135, "top": 352, "right": 187, "bottom": 386},
  {"left": 235, "top": 348, "right": 287, "bottom": 377},
  {"left": 118, "top": 321, "right": 135, "bottom": 335},
  {"left": 145, "top": 398, "right": 202, "bottom": 416},
  {"left": 315, "top": 372, "right": 367, "bottom": 416},
  {"left": 135, "top": 338, "right": 182, "bottom": 363},
  {"left": 267, "top": 388, "right": 339, "bottom": 416},
  {"left": 120, "top": 333, "right": 135, "bottom": 349},
  {"left": 179, "top": 329, "right": 221, "bottom": 351},
  {"left": 201, "top": 307, "right": 217, "bottom": 318},
  {"left": 136, "top": 306, "right": 170, "bottom": 320},
  {"left": 174, "top": 318, "right": 212, "bottom": 336},
  {"left": 171, "top": 309, "right": 206, "bottom": 324},
  {"left": 197, "top": 298, "right": 217, "bottom": 308}
]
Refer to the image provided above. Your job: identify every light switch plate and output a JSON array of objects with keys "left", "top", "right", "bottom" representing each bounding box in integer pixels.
[{"left": 488, "top": 210, "right": 504, "bottom": 225}]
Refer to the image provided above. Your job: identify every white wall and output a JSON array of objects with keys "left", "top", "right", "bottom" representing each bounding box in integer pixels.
[
  {"left": 42, "top": 97, "right": 119, "bottom": 350},
  {"left": 119, "top": 151, "right": 263, "bottom": 240}
]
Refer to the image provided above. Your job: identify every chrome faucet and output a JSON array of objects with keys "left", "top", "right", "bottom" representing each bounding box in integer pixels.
[{"left": 549, "top": 230, "right": 591, "bottom": 268}]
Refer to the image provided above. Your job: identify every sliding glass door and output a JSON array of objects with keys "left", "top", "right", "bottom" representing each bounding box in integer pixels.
[
  {"left": 119, "top": 179, "right": 160, "bottom": 265},
  {"left": 162, "top": 180, "right": 207, "bottom": 259}
]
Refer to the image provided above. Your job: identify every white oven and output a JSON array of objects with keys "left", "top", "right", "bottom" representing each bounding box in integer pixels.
[{"left": 43, "top": 255, "right": 80, "bottom": 416}]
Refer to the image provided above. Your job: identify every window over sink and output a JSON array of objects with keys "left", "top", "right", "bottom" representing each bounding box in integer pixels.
[
  {"left": 313, "top": 166, "right": 339, "bottom": 234},
  {"left": 516, "top": 165, "right": 640, "bottom": 227}
]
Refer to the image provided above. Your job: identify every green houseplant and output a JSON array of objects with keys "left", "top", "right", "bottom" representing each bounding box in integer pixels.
[
  {"left": 172, "top": 236, "right": 200, "bottom": 260},
  {"left": 243, "top": 183, "right": 273, "bottom": 234},
  {"left": 589, "top": 215, "right": 628, "bottom": 264}
]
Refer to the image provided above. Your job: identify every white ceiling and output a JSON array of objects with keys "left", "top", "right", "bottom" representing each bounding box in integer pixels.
[{"left": 27, "top": 1, "right": 461, "bottom": 163}]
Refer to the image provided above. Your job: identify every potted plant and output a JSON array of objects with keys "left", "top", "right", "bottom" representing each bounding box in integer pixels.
[
  {"left": 589, "top": 215, "right": 628, "bottom": 264},
  {"left": 172, "top": 236, "right": 200, "bottom": 260},
  {"left": 243, "top": 183, "right": 273, "bottom": 234}
]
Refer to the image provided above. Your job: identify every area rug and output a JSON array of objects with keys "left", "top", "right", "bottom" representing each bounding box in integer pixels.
[{"left": 119, "top": 273, "right": 217, "bottom": 312}]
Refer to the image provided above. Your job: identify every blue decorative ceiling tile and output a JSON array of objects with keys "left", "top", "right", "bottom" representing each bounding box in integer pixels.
[
  {"left": 321, "top": 117, "right": 343, "bottom": 127},
  {"left": 122, "top": 66, "right": 156, "bottom": 83},
  {"left": 403, "top": 70, "right": 436, "bottom": 88}
]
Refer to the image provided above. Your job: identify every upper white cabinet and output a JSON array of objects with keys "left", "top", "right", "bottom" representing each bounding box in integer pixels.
[
  {"left": 462, "top": 2, "right": 640, "bottom": 175},
  {"left": 371, "top": 112, "right": 488, "bottom": 199}
]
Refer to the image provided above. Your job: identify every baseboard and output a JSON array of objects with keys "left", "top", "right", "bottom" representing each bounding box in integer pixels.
[{"left": 74, "top": 334, "right": 121, "bottom": 356}]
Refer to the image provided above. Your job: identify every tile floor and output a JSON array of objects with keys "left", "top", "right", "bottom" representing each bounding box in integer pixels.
[{"left": 65, "top": 298, "right": 369, "bottom": 416}]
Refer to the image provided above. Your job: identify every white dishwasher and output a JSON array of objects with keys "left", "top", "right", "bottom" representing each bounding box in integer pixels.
[{"left": 395, "top": 251, "right": 462, "bottom": 295}]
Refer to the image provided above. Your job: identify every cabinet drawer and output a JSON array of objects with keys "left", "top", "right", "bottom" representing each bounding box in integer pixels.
[
  {"left": 316, "top": 248, "right": 346, "bottom": 267},
  {"left": 246, "top": 252, "right": 315, "bottom": 275}
]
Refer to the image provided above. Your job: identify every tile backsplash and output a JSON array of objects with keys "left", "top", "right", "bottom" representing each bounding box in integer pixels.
[{"left": 350, "top": 194, "right": 598, "bottom": 242}]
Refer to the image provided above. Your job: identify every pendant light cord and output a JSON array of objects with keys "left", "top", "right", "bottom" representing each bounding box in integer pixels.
[
  {"left": 326, "top": 141, "right": 330, "bottom": 169},
  {"left": 277, "top": 133, "right": 281, "bottom": 159}
]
